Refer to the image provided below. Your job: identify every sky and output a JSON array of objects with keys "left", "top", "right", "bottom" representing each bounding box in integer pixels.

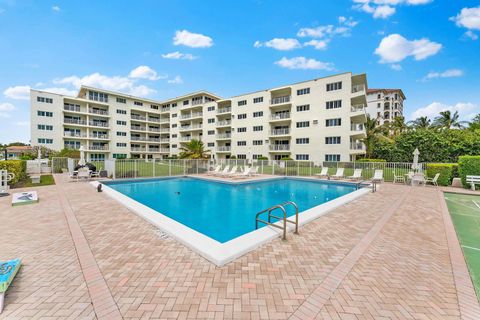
[{"left": 0, "top": 0, "right": 479, "bottom": 144}]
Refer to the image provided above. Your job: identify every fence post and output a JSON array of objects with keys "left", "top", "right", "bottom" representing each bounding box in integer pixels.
[
  {"left": 272, "top": 161, "right": 275, "bottom": 175},
  {"left": 183, "top": 160, "right": 186, "bottom": 175},
  {"left": 153, "top": 158, "right": 156, "bottom": 177},
  {"left": 309, "top": 162, "right": 312, "bottom": 176},
  {"left": 197, "top": 160, "right": 199, "bottom": 174},
  {"left": 169, "top": 159, "right": 172, "bottom": 176},
  {"left": 134, "top": 160, "right": 137, "bottom": 179}
]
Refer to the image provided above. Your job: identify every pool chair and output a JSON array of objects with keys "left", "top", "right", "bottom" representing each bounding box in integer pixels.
[
  {"left": 232, "top": 167, "right": 251, "bottom": 179},
  {"left": 347, "top": 169, "right": 363, "bottom": 180},
  {"left": 0, "top": 258, "right": 21, "bottom": 313},
  {"left": 315, "top": 167, "right": 329, "bottom": 179},
  {"left": 214, "top": 165, "right": 230, "bottom": 176},
  {"left": 77, "top": 168, "right": 91, "bottom": 181},
  {"left": 250, "top": 166, "right": 259, "bottom": 176},
  {"left": 330, "top": 168, "right": 345, "bottom": 180},
  {"left": 425, "top": 173, "right": 440, "bottom": 186},
  {"left": 222, "top": 166, "right": 238, "bottom": 177},
  {"left": 206, "top": 165, "right": 221, "bottom": 176},
  {"left": 371, "top": 170, "right": 384, "bottom": 183}
]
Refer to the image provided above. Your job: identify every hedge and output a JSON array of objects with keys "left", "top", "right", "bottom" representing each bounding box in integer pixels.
[
  {"left": 458, "top": 156, "right": 480, "bottom": 189},
  {"left": 356, "top": 158, "right": 386, "bottom": 162},
  {"left": 0, "top": 160, "right": 27, "bottom": 185},
  {"left": 426, "top": 163, "right": 458, "bottom": 186}
]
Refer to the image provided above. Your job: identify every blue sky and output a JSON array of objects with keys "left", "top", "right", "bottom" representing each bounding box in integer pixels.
[{"left": 0, "top": 0, "right": 479, "bottom": 144}]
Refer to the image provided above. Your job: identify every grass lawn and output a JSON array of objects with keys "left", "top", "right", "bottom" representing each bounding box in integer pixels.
[
  {"left": 114, "top": 160, "right": 198, "bottom": 178},
  {"left": 13, "top": 174, "right": 56, "bottom": 188},
  {"left": 444, "top": 192, "right": 480, "bottom": 301}
]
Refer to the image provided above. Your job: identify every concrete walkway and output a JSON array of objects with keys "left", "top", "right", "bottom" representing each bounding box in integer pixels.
[{"left": 0, "top": 176, "right": 479, "bottom": 319}]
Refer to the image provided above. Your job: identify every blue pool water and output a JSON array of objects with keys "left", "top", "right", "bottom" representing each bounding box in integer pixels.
[{"left": 105, "top": 177, "right": 357, "bottom": 243}]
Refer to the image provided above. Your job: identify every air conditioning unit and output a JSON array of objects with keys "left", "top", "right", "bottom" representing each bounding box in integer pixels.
[{"left": 313, "top": 120, "right": 319, "bottom": 125}]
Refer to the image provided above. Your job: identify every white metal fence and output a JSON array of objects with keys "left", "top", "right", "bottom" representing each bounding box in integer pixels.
[{"left": 51, "top": 157, "right": 426, "bottom": 182}]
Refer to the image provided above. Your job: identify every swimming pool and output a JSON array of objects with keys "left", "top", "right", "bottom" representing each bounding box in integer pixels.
[{"left": 99, "top": 177, "right": 369, "bottom": 265}]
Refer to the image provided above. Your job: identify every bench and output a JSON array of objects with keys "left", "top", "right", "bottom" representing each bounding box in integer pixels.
[{"left": 466, "top": 175, "right": 480, "bottom": 190}]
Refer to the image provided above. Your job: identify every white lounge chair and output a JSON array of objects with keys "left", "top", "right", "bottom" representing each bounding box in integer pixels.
[
  {"left": 393, "top": 173, "right": 405, "bottom": 184},
  {"left": 466, "top": 175, "right": 480, "bottom": 190},
  {"left": 214, "top": 165, "right": 230, "bottom": 176},
  {"left": 371, "top": 170, "right": 384, "bottom": 183},
  {"left": 77, "top": 168, "right": 91, "bottom": 181},
  {"left": 222, "top": 166, "right": 238, "bottom": 177},
  {"left": 425, "top": 173, "right": 440, "bottom": 186},
  {"left": 232, "top": 167, "right": 251, "bottom": 179},
  {"left": 347, "top": 169, "right": 362, "bottom": 180},
  {"left": 315, "top": 167, "right": 329, "bottom": 179},
  {"left": 206, "top": 165, "right": 221, "bottom": 176},
  {"left": 330, "top": 168, "right": 345, "bottom": 180},
  {"left": 249, "top": 166, "right": 259, "bottom": 176}
]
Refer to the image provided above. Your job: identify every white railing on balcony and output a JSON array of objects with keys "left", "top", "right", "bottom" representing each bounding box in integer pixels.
[
  {"left": 161, "top": 107, "right": 171, "bottom": 112},
  {"left": 64, "top": 105, "right": 81, "bottom": 112},
  {"left": 181, "top": 112, "right": 203, "bottom": 120},
  {"left": 63, "top": 132, "right": 87, "bottom": 138},
  {"left": 88, "top": 145, "right": 109, "bottom": 151},
  {"left": 131, "top": 136, "right": 147, "bottom": 141},
  {"left": 148, "top": 127, "right": 161, "bottom": 133},
  {"left": 352, "top": 84, "right": 365, "bottom": 93},
  {"left": 131, "top": 114, "right": 147, "bottom": 121},
  {"left": 270, "top": 95, "right": 291, "bottom": 105},
  {"left": 131, "top": 126, "right": 146, "bottom": 131},
  {"left": 217, "top": 107, "right": 232, "bottom": 114},
  {"left": 270, "top": 128, "right": 290, "bottom": 135},
  {"left": 180, "top": 124, "right": 203, "bottom": 131},
  {"left": 131, "top": 147, "right": 146, "bottom": 152},
  {"left": 216, "top": 146, "right": 231, "bottom": 152},
  {"left": 217, "top": 120, "right": 231, "bottom": 126},
  {"left": 89, "top": 121, "right": 108, "bottom": 127},
  {"left": 160, "top": 148, "right": 170, "bottom": 153},
  {"left": 269, "top": 144, "right": 290, "bottom": 151},
  {"left": 192, "top": 98, "right": 204, "bottom": 106},
  {"left": 147, "top": 138, "right": 160, "bottom": 142},
  {"left": 89, "top": 108, "right": 109, "bottom": 116},
  {"left": 350, "top": 142, "right": 365, "bottom": 150},
  {"left": 270, "top": 113, "right": 291, "bottom": 120},
  {"left": 148, "top": 117, "right": 160, "bottom": 123},
  {"left": 90, "top": 134, "right": 109, "bottom": 139},
  {"left": 351, "top": 123, "right": 365, "bottom": 132},
  {"left": 64, "top": 118, "right": 87, "bottom": 125},
  {"left": 351, "top": 104, "right": 366, "bottom": 112},
  {"left": 160, "top": 138, "right": 170, "bottom": 143},
  {"left": 216, "top": 133, "right": 231, "bottom": 139}
]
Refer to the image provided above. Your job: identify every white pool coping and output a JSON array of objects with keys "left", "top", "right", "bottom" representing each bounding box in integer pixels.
[{"left": 91, "top": 177, "right": 372, "bottom": 267}]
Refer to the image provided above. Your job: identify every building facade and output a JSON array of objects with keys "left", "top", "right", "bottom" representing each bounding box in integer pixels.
[
  {"left": 366, "top": 89, "right": 406, "bottom": 125},
  {"left": 30, "top": 72, "right": 368, "bottom": 163}
]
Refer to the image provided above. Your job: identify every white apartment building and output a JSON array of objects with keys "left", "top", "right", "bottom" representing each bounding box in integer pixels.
[
  {"left": 30, "top": 72, "right": 368, "bottom": 163},
  {"left": 366, "top": 88, "right": 406, "bottom": 125}
]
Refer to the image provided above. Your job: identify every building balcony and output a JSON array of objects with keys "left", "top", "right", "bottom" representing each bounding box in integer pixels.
[
  {"left": 161, "top": 107, "right": 171, "bottom": 112},
  {"left": 216, "top": 146, "right": 231, "bottom": 152},
  {"left": 351, "top": 84, "right": 365, "bottom": 94},
  {"left": 179, "top": 124, "right": 203, "bottom": 131},
  {"left": 216, "top": 133, "right": 231, "bottom": 140},
  {"left": 89, "top": 134, "right": 109, "bottom": 140},
  {"left": 131, "top": 114, "right": 147, "bottom": 121},
  {"left": 131, "top": 147, "right": 146, "bottom": 152},
  {"left": 217, "top": 107, "right": 232, "bottom": 114},
  {"left": 270, "top": 128, "right": 290, "bottom": 136},
  {"left": 147, "top": 138, "right": 160, "bottom": 143},
  {"left": 160, "top": 138, "right": 170, "bottom": 143},
  {"left": 350, "top": 142, "right": 365, "bottom": 151},
  {"left": 351, "top": 104, "right": 366, "bottom": 113},
  {"left": 88, "top": 108, "right": 109, "bottom": 116},
  {"left": 131, "top": 136, "right": 147, "bottom": 142},
  {"left": 64, "top": 118, "right": 87, "bottom": 126},
  {"left": 179, "top": 136, "right": 201, "bottom": 142},
  {"left": 87, "top": 145, "right": 109, "bottom": 151},
  {"left": 63, "top": 132, "right": 87, "bottom": 138},
  {"left": 269, "top": 144, "right": 290, "bottom": 151},
  {"left": 270, "top": 95, "right": 291, "bottom": 106},
  {"left": 88, "top": 121, "right": 109, "bottom": 128},
  {"left": 180, "top": 112, "right": 203, "bottom": 120},
  {"left": 216, "top": 120, "right": 231, "bottom": 127},
  {"left": 270, "top": 113, "right": 291, "bottom": 121},
  {"left": 350, "top": 123, "right": 365, "bottom": 132},
  {"left": 131, "top": 126, "right": 146, "bottom": 131},
  {"left": 64, "top": 105, "right": 82, "bottom": 113}
]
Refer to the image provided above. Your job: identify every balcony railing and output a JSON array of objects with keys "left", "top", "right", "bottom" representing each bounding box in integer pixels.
[
  {"left": 131, "top": 115, "right": 147, "bottom": 121},
  {"left": 350, "top": 142, "right": 365, "bottom": 150},
  {"left": 217, "top": 107, "right": 232, "bottom": 114},
  {"left": 161, "top": 107, "right": 171, "bottom": 112},
  {"left": 88, "top": 145, "right": 109, "bottom": 151},
  {"left": 64, "top": 105, "right": 81, "bottom": 112},
  {"left": 270, "top": 128, "right": 290, "bottom": 136},
  {"left": 270, "top": 113, "right": 291, "bottom": 120},
  {"left": 89, "top": 108, "right": 109, "bottom": 116},
  {"left": 180, "top": 112, "right": 203, "bottom": 120},
  {"left": 270, "top": 95, "right": 291, "bottom": 105},
  {"left": 180, "top": 124, "right": 203, "bottom": 131},
  {"left": 351, "top": 124, "right": 365, "bottom": 132},
  {"left": 351, "top": 104, "right": 366, "bottom": 112},
  {"left": 160, "top": 148, "right": 170, "bottom": 153},
  {"left": 352, "top": 84, "right": 365, "bottom": 93},
  {"left": 160, "top": 138, "right": 170, "bottom": 143},
  {"left": 216, "top": 120, "right": 231, "bottom": 126},
  {"left": 216, "top": 133, "right": 231, "bottom": 139},
  {"left": 147, "top": 127, "right": 163, "bottom": 133},
  {"left": 269, "top": 144, "right": 290, "bottom": 151},
  {"left": 180, "top": 136, "right": 201, "bottom": 142},
  {"left": 64, "top": 118, "right": 87, "bottom": 125},
  {"left": 131, "top": 147, "right": 146, "bottom": 152},
  {"left": 216, "top": 146, "right": 231, "bottom": 152},
  {"left": 131, "top": 126, "right": 146, "bottom": 131},
  {"left": 90, "top": 134, "right": 109, "bottom": 139},
  {"left": 63, "top": 132, "right": 87, "bottom": 138},
  {"left": 147, "top": 117, "right": 160, "bottom": 123},
  {"left": 191, "top": 98, "right": 204, "bottom": 106},
  {"left": 89, "top": 121, "right": 109, "bottom": 127},
  {"left": 147, "top": 138, "right": 160, "bottom": 142},
  {"left": 131, "top": 136, "right": 147, "bottom": 141}
]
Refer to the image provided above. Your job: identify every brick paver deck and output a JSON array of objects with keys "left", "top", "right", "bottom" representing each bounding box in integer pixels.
[{"left": 0, "top": 176, "right": 479, "bottom": 319}]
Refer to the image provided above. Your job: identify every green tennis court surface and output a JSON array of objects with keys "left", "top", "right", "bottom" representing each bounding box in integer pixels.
[{"left": 444, "top": 192, "right": 480, "bottom": 300}]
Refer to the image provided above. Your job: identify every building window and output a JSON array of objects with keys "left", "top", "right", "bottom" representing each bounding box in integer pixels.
[
  {"left": 37, "top": 124, "right": 53, "bottom": 131},
  {"left": 326, "top": 100, "right": 342, "bottom": 109},
  {"left": 253, "top": 140, "right": 263, "bottom": 145},
  {"left": 253, "top": 154, "right": 263, "bottom": 159},
  {"left": 172, "top": 113, "right": 177, "bottom": 118},
  {"left": 296, "top": 121, "right": 310, "bottom": 128},
  {"left": 253, "top": 111, "right": 263, "bottom": 117},
  {"left": 253, "top": 97, "right": 263, "bottom": 103},
  {"left": 116, "top": 143, "right": 127, "bottom": 147},
  {"left": 116, "top": 97, "right": 126, "bottom": 104},
  {"left": 325, "top": 136, "right": 341, "bottom": 144},
  {"left": 183, "top": 100, "right": 189, "bottom": 106},
  {"left": 297, "top": 88, "right": 310, "bottom": 95},
  {"left": 377, "top": 93, "right": 381, "bottom": 99},
  {"left": 172, "top": 124, "right": 177, "bottom": 128},
  {"left": 151, "top": 104, "right": 159, "bottom": 110},
  {"left": 296, "top": 138, "right": 310, "bottom": 144},
  {"left": 326, "top": 81, "right": 342, "bottom": 92},
  {"left": 116, "top": 120, "right": 127, "bottom": 125},
  {"left": 88, "top": 91, "right": 108, "bottom": 102},
  {"left": 171, "top": 144, "right": 177, "bottom": 148},
  {"left": 134, "top": 101, "right": 143, "bottom": 106},
  {"left": 38, "top": 138, "right": 53, "bottom": 144},
  {"left": 113, "top": 154, "right": 127, "bottom": 159},
  {"left": 208, "top": 130, "right": 215, "bottom": 135},
  {"left": 296, "top": 154, "right": 309, "bottom": 160},
  {"left": 208, "top": 118, "right": 215, "bottom": 124},
  {"left": 237, "top": 127, "right": 247, "bottom": 133},
  {"left": 207, "top": 142, "right": 215, "bottom": 147},
  {"left": 296, "top": 104, "right": 310, "bottom": 112},
  {"left": 238, "top": 100, "right": 247, "bottom": 106},
  {"left": 237, "top": 141, "right": 247, "bottom": 146},
  {"left": 37, "top": 110, "right": 53, "bottom": 117},
  {"left": 116, "top": 109, "right": 127, "bottom": 115},
  {"left": 172, "top": 134, "right": 177, "bottom": 138},
  {"left": 37, "top": 96, "right": 53, "bottom": 103},
  {"left": 238, "top": 113, "right": 247, "bottom": 119},
  {"left": 116, "top": 131, "right": 127, "bottom": 136},
  {"left": 326, "top": 118, "right": 342, "bottom": 127},
  {"left": 377, "top": 103, "right": 381, "bottom": 108},
  {"left": 325, "top": 154, "right": 341, "bottom": 162},
  {"left": 237, "top": 154, "right": 247, "bottom": 159},
  {"left": 208, "top": 106, "right": 215, "bottom": 111},
  {"left": 253, "top": 126, "right": 263, "bottom": 131}
]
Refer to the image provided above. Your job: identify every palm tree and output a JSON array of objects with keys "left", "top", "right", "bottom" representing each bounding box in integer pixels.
[
  {"left": 389, "top": 116, "right": 407, "bottom": 136},
  {"left": 362, "top": 116, "right": 391, "bottom": 158},
  {"left": 179, "top": 139, "right": 211, "bottom": 159},
  {"left": 433, "top": 110, "right": 468, "bottom": 129},
  {"left": 408, "top": 116, "right": 431, "bottom": 129},
  {"left": 469, "top": 114, "right": 480, "bottom": 131}
]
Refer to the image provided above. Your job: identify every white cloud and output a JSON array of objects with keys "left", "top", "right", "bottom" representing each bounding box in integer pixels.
[
  {"left": 167, "top": 76, "right": 183, "bottom": 84},
  {"left": 128, "top": 65, "right": 164, "bottom": 80},
  {"left": 353, "top": 0, "right": 431, "bottom": 19},
  {"left": 161, "top": 51, "right": 196, "bottom": 60},
  {"left": 0, "top": 102, "right": 15, "bottom": 118},
  {"left": 422, "top": 69, "right": 464, "bottom": 81},
  {"left": 41, "top": 87, "right": 77, "bottom": 96},
  {"left": 254, "top": 38, "right": 301, "bottom": 51},
  {"left": 390, "top": 64, "right": 402, "bottom": 71},
  {"left": 464, "top": 30, "right": 479, "bottom": 40},
  {"left": 15, "top": 121, "right": 30, "bottom": 127},
  {"left": 173, "top": 30, "right": 213, "bottom": 48},
  {"left": 4, "top": 85, "right": 30, "bottom": 100},
  {"left": 450, "top": 7, "right": 480, "bottom": 40},
  {"left": 52, "top": 6, "right": 60, "bottom": 12},
  {"left": 374, "top": 34, "right": 442, "bottom": 63},
  {"left": 410, "top": 102, "right": 477, "bottom": 121},
  {"left": 275, "top": 57, "right": 334, "bottom": 70},
  {"left": 304, "top": 39, "right": 329, "bottom": 50},
  {"left": 297, "top": 25, "right": 334, "bottom": 38}
]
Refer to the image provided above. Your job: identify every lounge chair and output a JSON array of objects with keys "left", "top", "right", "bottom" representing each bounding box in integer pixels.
[
  {"left": 330, "top": 168, "right": 345, "bottom": 180},
  {"left": 393, "top": 173, "right": 405, "bottom": 184},
  {"left": 222, "top": 166, "right": 238, "bottom": 177},
  {"left": 77, "top": 168, "right": 91, "bottom": 180},
  {"left": 206, "top": 165, "right": 221, "bottom": 176},
  {"left": 425, "top": 173, "right": 440, "bottom": 186},
  {"left": 214, "top": 165, "right": 230, "bottom": 176},
  {"left": 315, "top": 167, "right": 329, "bottom": 179},
  {"left": 371, "top": 170, "right": 384, "bottom": 183},
  {"left": 90, "top": 167, "right": 101, "bottom": 179},
  {"left": 232, "top": 167, "right": 251, "bottom": 179},
  {"left": 411, "top": 173, "right": 426, "bottom": 186},
  {"left": 250, "top": 166, "right": 259, "bottom": 176},
  {"left": 347, "top": 169, "right": 362, "bottom": 180}
]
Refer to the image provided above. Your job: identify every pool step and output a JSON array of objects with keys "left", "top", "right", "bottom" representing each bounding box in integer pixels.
[{"left": 255, "top": 201, "right": 299, "bottom": 240}]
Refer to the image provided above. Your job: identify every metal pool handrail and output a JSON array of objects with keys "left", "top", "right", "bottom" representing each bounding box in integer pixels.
[{"left": 255, "top": 201, "right": 299, "bottom": 240}]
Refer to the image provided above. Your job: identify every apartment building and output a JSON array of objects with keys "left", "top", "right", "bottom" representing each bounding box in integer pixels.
[
  {"left": 366, "top": 88, "right": 406, "bottom": 125},
  {"left": 30, "top": 72, "right": 368, "bottom": 162}
]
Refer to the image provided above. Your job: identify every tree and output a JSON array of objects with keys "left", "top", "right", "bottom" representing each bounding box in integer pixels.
[
  {"left": 7, "top": 142, "right": 29, "bottom": 146},
  {"left": 362, "top": 115, "right": 391, "bottom": 158},
  {"left": 389, "top": 116, "right": 407, "bottom": 136},
  {"left": 408, "top": 116, "right": 431, "bottom": 129},
  {"left": 469, "top": 114, "right": 480, "bottom": 131},
  {"left": 179, "top": 139, "right": 211, "bottom": 159},
  {"left": 433, "top": 110, "right": 468, "bottom": 129}
]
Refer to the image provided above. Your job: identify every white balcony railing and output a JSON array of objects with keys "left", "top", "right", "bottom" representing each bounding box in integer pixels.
[
  {"left": 131, "top": 147, "right": 146, "bottom": 152},
  {"left": 352, "top": 84, "right": 365, "bottom": 93},
  {"left": 131, "top": 126, "right": 146, "bottom": 131},
  {"left": 88, "top": 145, "right": 109, "bottom": 151},
  {"left": 270, "top": 113, "right": 290, "bottom": 120},
  {"left": 90, "top": 134, "right": 109, "bottom": 139},
  {"left": 63, "top": 132, "right": 87, "bottom": 138},
  {"left": 216, "top": 146, "right": 231, "bottom": 152},
  {"left": 216, "top": 120, "right": 231, "bottom": 126},
  {"left": 180, "top": 112, "right": 203, "bottom": 120},
  {"left": 350, "top": 142, "right": 365, "bottom": 150},
  {"left": 131, "top": 136, "right": 147, "bottom": 141},
  {"left": 64, "top": 118, "right": 87, "bottom": 125},
  {"left": 180, "top": 124, "right": 202, "bottom": 131},
  {"left": 131, "top": 115, "right": 147, "bottom": 121},
  {"left": 270, "top": 128, "right": 290, "bottom": 136},
  {"left": 217, "top": 107, "right": 231, "bottom": 114},
  {"left": 89, "top": 121, "right": 108, "bottom": 127},
  {"left": 216, "top": 133, "right": 231, "bottom": 139},
  {"left": 269, "top": 144, "right": 290, "bottom": 151},
  {"left": 89, "top": 108, "right": 109, "bottom": 116},
  {"left": 270, "top": 95, "right": 291, "bottom": 105},
  {"left": 351, "top": 104, "right": 366, "bottom": 112},
  {"left": 350, "top": 123, "right": 365, "bottom": 132},
  {"left": 160, "top": 138, "right": 170, "bottom": 143},
  {"left": 64, "top": 105, "right": 81, "bottom": 112}
]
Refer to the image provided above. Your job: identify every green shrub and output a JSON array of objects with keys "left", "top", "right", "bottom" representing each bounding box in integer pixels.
[
  {"left": 458, "top": 156, "right": 480, "bottom": 188},
  {"left": 0, "top": 160, "right": 27, "bottom": 185},
  {"left": 426, "top": 163, "right": 458, "bottom": 186},
  {"left": 280, "top": 157, "right": 293, "bottom": 161},
  {"left": 257, "top": 156, "right": 268, "bottom": 160},
  {"left": 356, "top": 158, "right": 386, "bottom": 162}
]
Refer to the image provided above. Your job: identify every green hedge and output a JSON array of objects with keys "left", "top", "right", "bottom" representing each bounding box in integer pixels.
[
  {"left": 458, "top": 156, "right": 480, "bottom": 189},
  {"left": 356, "top": 158, "right": 387, "bottom": 162},
  {"left": 426, "top": 163, "right": 458, "bottom": 186},
  {"left": 0, "top": 160, "right": 27, "bottom": 185}
]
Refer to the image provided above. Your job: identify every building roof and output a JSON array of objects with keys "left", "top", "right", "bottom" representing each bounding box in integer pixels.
[
  {"left": 6, "top": 146, "right": 33, "bottom": 152},
  {"left": 367, "top": 88, "right": 406, "bottom": 99}
]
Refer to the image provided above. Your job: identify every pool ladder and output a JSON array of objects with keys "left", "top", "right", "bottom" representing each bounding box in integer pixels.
[{"left": 255, "top": 201, "right": 299, "bottom": 240}]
